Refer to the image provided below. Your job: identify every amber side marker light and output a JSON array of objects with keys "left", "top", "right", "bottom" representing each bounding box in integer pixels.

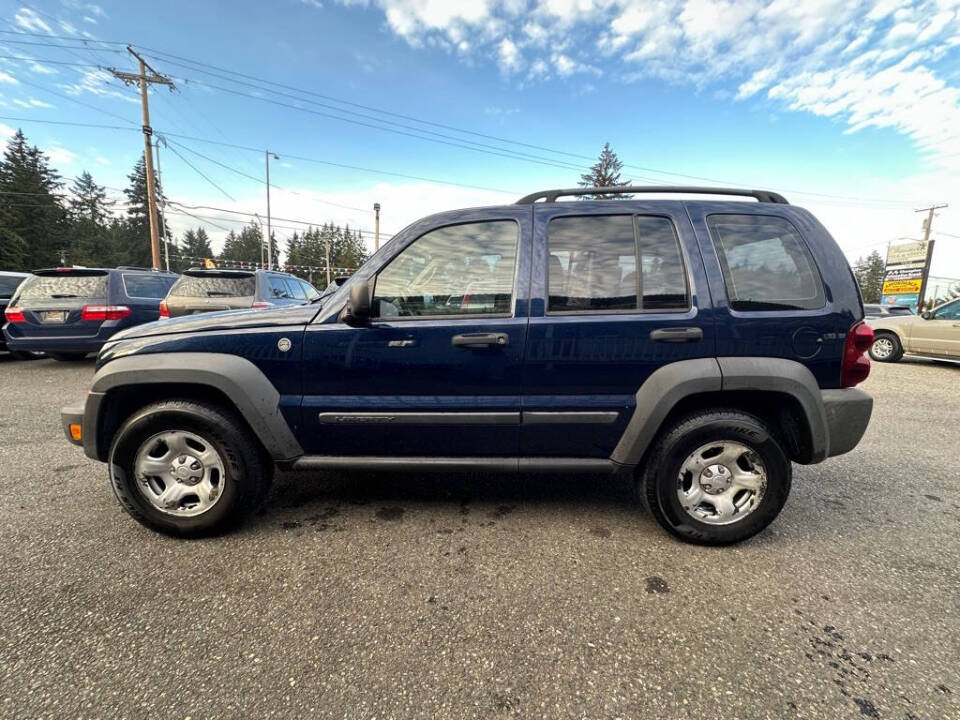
[{"left": 69, "top": 423, "right": 82, "bottom": 442}]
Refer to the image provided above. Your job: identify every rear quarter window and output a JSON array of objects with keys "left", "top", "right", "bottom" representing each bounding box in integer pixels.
[
  {"left": 169, "top": 275, "right": 256, "bottom": 298},
  {"left": 0, "top": 275, "right": 26, "bottom": 297},
  {"left": 122, "top": 273, "right": 177, "bottom": 299},
  {"left": 707, "top": 214, "right": 825, "bottom": 311},
  {"left": 17, "top": 273, "right": 108, "bottom": 300}
]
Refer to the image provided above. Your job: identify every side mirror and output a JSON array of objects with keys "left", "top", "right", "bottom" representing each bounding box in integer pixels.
[
  {"left": 343, "top": 278, "right": 372, "bottom": 324},
  {"left": 921, "top": 310, "right": 932, "bottom": 320}
]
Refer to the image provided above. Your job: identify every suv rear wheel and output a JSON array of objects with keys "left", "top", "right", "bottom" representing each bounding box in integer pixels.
[
  {"left": 639, "top": 410, "right": 791, "bottom": 545},
  {"left": 108, "top": 399, "right": 272, "bottom": 536},
  {"left": 869, "top": 332, "right": 903, "bottom": 362}
]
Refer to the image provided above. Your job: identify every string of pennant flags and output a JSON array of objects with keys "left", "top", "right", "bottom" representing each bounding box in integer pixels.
[{"left": 169, "top": 254, "right": 358, "bottom": 276}]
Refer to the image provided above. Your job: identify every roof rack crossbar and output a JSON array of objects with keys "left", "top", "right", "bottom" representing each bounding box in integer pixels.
[{"left": 515, "top": 186, "right": 789, "bottom": 205}]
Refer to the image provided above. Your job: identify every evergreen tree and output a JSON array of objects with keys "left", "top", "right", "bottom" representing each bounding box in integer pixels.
[
  {"left": 853, "top": 250, "right": 886, "bottom": 303},
  {"left": 120, "top": 155, "right": 167, "bottom": 268},
  {"left": 67, "top": 171, "right": 115, "bottom": 267},
  {"left": 180, "top": 227, "right": 214, "bottom": 260},
  {"left": 0, "top": 129, "right": 66, "bottom": 269},
  {"left": 578, "top": 142, "right": 631, "bottom": 199},
  {"left": 219, "top": 223, "right": 277, "bottom": 267}
]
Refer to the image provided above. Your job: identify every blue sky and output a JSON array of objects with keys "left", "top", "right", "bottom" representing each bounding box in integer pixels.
[{"left": 0, "top": 0, "right": 958, "bottom": 277}]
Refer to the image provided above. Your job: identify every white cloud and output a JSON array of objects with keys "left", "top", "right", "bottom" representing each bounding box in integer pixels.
[
  {"left": 47, "top": 147, "right": 77, "bottom": 166},
  {"left": 0, "top": 71, "right": 18, "bottom": 85},
  {"left": 13, "top": 8, "right": 53, "bottom": 33},
  {"left": 12, "top": 97, "right": 55, "bottom": 109},
  {"left": 338, "top": 1, "right": 960, "bottom": 166},
  {"left": 29, "top": 62, "right": 58, "bottom": 75}
]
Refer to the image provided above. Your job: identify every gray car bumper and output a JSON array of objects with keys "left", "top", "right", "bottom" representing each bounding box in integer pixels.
[
  {"left": 822, "top": 388, "right": 873, "bottom": 458},
  {"left": 60, "top": 391, "right": 105, "bottom": 460}
]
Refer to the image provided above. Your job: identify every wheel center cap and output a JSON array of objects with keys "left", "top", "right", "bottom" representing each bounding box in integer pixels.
[
  {"left": 699, "top": 464, "right": 731, "bottom": 494},
  {"left": 171, "top": 455, "right": 202, "bottom": 484}
]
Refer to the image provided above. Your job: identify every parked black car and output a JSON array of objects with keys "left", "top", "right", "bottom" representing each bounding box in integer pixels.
[
  {"left": 0, "top": 271, "right": 41, "bottom": 360},
  {"left": 160, "top": 269, "right": 320, "bottom": 318},
  {"left": 3, "top": 267, "right": 178, "bottom": 361}
]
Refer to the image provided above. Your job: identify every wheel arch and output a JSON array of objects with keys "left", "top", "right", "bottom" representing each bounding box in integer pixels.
[
  {"left": 87, "top": 353, "right": 303, "bottom": 463},
  {"left": 611, "top": 357, "right": 829, "bottom": 468}
]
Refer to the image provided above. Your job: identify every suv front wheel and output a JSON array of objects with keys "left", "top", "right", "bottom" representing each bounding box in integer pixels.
[
  {"left": 108, "top": 399, "right": 272, "bottom": 536},
  {"left": 639, "top": 410, "right": 791, "bottom": 545}
]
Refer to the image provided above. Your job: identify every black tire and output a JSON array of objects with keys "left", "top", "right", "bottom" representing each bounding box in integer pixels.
[
  {"left": 108, "top": 399, "right": 273, "bottom": 537},
  {"left": 639, "top": 410, "right": 792, "bottom": 546},
  {"left": 869, "top": 332, "right": 903, "bottom": 363},
  {"left": 8, "top": 350, "right": 43, "bottom": 360},
  {"left": 48, "top": 352, "right": 89, "bottom": 362}
]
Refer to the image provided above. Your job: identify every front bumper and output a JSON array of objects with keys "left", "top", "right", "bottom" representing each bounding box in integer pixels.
[
  {"left": 60, "top": 392, "right": 106, "bottom": 460},
  {"left": 822, "top": 388, "right": 873, "bottom": 458}
]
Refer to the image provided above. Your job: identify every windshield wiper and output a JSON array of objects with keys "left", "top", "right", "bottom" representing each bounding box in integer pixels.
[
  {"left": 50, "top": 294, "right": 78, "bottom": 298},
  {"left": 205, "top": 291, "right": 235, "bottom": 297}
]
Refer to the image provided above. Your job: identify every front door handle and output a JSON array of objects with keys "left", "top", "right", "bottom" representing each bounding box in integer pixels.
[
  {"left": 650, "top": 327, "right": 703, "bottom": 343},
  {"left": 451, "top": 332, "right": 509, "bottom": 348}
]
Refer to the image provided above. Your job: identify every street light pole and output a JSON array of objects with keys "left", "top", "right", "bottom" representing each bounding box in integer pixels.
[
  {"left": 373, "top": 202, "right": 381, "bottom": 252},
  {"left": 265, "top": 150, "right": 279, "bottom": 270}
]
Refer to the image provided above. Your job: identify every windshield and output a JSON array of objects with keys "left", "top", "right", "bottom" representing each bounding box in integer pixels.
[
  {"left": 17, "top": 273, "right": 108, "bottom": 300},
  {"left": 169, "top": 275, "right": 256, "bottom": 298}
]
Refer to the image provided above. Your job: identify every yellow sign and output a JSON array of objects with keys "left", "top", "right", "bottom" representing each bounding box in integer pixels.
[{"left": 882, "top": 278, "right": 923, "bottom": 295}]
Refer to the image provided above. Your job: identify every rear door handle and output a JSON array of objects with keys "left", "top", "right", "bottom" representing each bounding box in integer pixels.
[
  {"left": 650, "top": 327, "right": 703, "bottom": 343},
  {"left": 451, "top": 332, "right": 509, "bottom": 348}
]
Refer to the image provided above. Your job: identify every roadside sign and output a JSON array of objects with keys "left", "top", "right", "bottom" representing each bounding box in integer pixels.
[{"left": 881, "top": 241, "right": 933, "bottom": 311}]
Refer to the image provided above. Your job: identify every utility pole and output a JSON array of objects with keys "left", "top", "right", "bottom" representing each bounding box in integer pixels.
[
  {"left": 108, "top": 47, "right": 174, "bottom": 271},
  {"left": 373, "top": 202, "right": 381, "bottom": 252},
  {"left": 254, "top": 213, "right": 265, "bottom": 268},
  {"left": 325, "top": 233, "right": 331, "bottom": 288},
  {"left": 154, "top": 136, "right": 169, "bottom": 272},
  {"left": 915, "top": 204, "right": 948, "bottom": 311},
  {"left": 265, "top": 150, "right": 279, "bottom": 270}
]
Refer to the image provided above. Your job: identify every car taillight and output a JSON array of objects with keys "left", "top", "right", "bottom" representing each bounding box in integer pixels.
[
  {"left": 251, "top": 301, "right": 274, "bottom": 309},
  {"left": 841, "top": 320, "right": 873, "bottom": 387},
  {"left": 80, "top": 304, "right": 131, "bottom": 321},
  {"left": 4, "top": 306, "right": 25, "bottom": 323},
  {"left": 158, "top": 301, "right": 170, "bottom": 319}
]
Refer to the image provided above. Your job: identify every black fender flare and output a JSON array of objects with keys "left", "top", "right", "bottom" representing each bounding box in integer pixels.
[
  {"left": 84, "top": 352, "right": 303, "bottom": 462},
  {"left": 610, "top": 357, "right": 829, "bottom": 466}
]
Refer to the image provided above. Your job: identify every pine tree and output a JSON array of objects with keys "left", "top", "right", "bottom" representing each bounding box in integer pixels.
[
  {"left": 578, "top": 142, "right": 631, "bottom": 199},
  {"left": 180, "top": 227, "right": 214, "bottom": 260},
  {"left": 219, "top": 223, "right": 276, "bottom": 267},
  {"left": 853, "top": 250, "right": 886, "bottom": 303},
  {"left": 0, "top": 129, "right": 66, "bottom": 269},
  {"left": 67, "top": 171, "right": 115, "bottom": 267},
  {"left": 120, "top": 155, "right": 168, "bottom": 267}
]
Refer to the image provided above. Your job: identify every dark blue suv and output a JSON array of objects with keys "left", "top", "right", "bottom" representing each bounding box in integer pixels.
[
  {"left": 4, "top": 267, "right": 177, "bottom": 361},
  {"left": 60, "top": 187, "right": 874, "bottom": 545}
]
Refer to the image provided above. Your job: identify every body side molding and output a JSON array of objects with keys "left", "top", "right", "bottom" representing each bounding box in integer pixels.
[{"left": 88, "top": 352, "right": 303, "bottom": 462}]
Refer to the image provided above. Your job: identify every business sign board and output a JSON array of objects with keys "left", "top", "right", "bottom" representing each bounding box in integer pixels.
[{"left": 881, "top": 241, "right": 932, "bottom": 311}]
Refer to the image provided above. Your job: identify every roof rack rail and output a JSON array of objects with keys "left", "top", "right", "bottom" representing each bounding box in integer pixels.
[{"left": 515, "top": 186, "right": 789, "bottom": 205}]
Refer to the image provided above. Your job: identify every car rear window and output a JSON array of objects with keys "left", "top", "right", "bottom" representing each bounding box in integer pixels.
[
  {"left": 707, "top": 214, "right": 825, "bottom": 311},
  {"left": 122, "top": 273, "right": 177, "bottom": 299},
  {"left": 168, "top": 275, "right": 256, "bottom": 298},
  {"left": 0, "top": 275, "right": 26, "bottom": 297},
  {"left": 887, "top": 306, "right": 913, "bottom": 316},
  {"left": 17, "top": 273, "right": 108, "bottom": 300}
]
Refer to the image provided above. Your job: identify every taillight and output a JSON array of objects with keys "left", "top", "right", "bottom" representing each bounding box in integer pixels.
[
  {"left": 4, "top": 306, "right": 25, "bottom": 323},
  {"left": 841, "top": 320, "right": 873, "bottom": 387},
  {"left": 158, "top": 301, "right": 170, "bottom": 319},
  {"left": 251, "top": 301, "right": 274, "bottom": 309},
  {"left": 80, "top": 304, "right": 131, "bottom": 321}
]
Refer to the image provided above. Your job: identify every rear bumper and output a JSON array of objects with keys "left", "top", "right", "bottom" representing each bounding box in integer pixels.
[
  {"left": 822, "top": 388, "right": 873, "bottom": 458},
  {"left": 6, "top": 335, "right": 105, "bottom": 354},
  {"left": 60, "top": 392, "right": 106, "bottom": 460}
]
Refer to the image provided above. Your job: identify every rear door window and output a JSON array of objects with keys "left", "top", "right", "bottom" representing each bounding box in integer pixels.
[
  {"left": 122, "top": 273, "right": 176, "bottom": 299},
  {"left": 169, "top": 275, "right": 256, "bottom": 298},
  {"left": 707, "top": 214, "right": 824, "bottom": 311},
  {"left": 547, "top": 215, "right": 688, "bottom": 313},
  {"left": 267, "top": 276, "right": 296, "bottom": 300},
  {"left": 17, "top": 273, "right": 108, "bottom": 301},
  {"left": 282, "top": 277, "right": 306, "bottom": 300},
  {"left": 299, "top": 279, "right": 320, "bottom": 301}
]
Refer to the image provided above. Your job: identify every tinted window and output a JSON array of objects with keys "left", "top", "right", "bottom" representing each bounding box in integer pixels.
[
  {"left": 169, "top": 275, "right": 256, "bottom": 298},
  {"left": 17, "top": 273, "right": 108, "bottom": 300},
  {"left": 548, "top": 215, "right": 687, "bottom": 312},
  {"left": 266, "top": 276, "right": 296, "bottom": 299},
  {"left": 887, "top": 306, "right": 913, "bottom": 316},
  {"left": 122, "top": 273, "right": 176, "bottom": 299},
  {"left": 0, "top": 275, "right": 26, "bottom": 297},
  {"left": 283, "top": 277, "right": 306, "bottom": 300},
  {"left": 374, "top": 220, "right": 517, "bottom": 317},
  {"left": 708, "top": 215, "right": 824, "bottom": 311},
  {"left": 299, "top": 279, "right": 320, "bottom": 301},
  {"left": 932, "top": 300, "right": 960, "bottom": 320},
  {"left": 863, "top": 304, "right": 883, "bottom": 317}
]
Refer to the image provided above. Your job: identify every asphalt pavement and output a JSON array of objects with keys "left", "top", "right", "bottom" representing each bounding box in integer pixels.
[{"left": 0, "top": 353, "right": 958, "bottom": 719}]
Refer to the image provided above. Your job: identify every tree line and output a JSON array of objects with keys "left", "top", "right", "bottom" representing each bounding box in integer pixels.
[{"left": 0, "top": 128, "right": 367, "bottom": 286}]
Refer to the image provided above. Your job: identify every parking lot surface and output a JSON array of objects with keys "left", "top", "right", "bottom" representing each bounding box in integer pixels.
[{"left": 1, "top": 355, "right": 958, "bottom": 719}]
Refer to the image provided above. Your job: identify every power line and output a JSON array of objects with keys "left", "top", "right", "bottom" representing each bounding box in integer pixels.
[
  {"left": 167, "top": 200, "right": 394, "bottom": 235},
  {"left": 163, "top": 142, "right": 236, "bottom": 201}
]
